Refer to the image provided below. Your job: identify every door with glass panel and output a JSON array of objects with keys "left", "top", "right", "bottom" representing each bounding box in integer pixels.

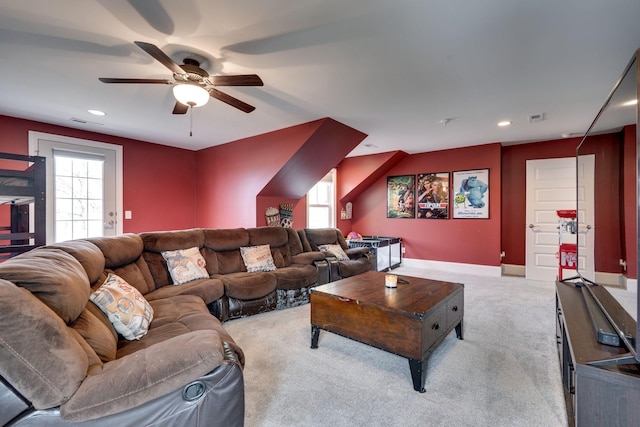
[{"left": 29, "top": 132, "right": 122, "bottom": 243}]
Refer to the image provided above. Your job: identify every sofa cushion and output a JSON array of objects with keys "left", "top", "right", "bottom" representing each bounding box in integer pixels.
[
  {"left": 68, "top": 328, "right": 104, "bottom": 374},
  {"left": 247, "top": 226, "right": 288, "bottom": 247},
  {"left": 0, "top": 279, "right": 88, "bottom": 409},
  {"left": 203, "top": 228, "right": 250, "bottom": 251},
  {"left": 318, "top": 244, "right": 349, "bottom": 261},
  {"left": 240, "top": 244, "right": 277, "bottom": 272},
  {"left": 89, "top": 235, "right": 157, "bottom": 295},
  {"left": 70, "top": 304, "right": 118, "bottom": 363},
  {"left": 90, "top": 273, "right": 154, "bottom": 340},
  {"left": 285, "top": 227, "right": 305, "bottom": 256},
  {"left": 105, "top": 257, "right": 156, "bottom": 296},
  {"left": 214, "top": 272, "right": 277, "bottom": 300},
  {"left": 143, "top": 277, "right": 225, "bottom": 305},
  {"left": 214, "top": 249, "right": 247, "bottom": 275},
  {"left": 140, "top": 229, "right": 206, "bottom": 286},
  {"left": 304, "top": 228, "right": 342, "bottom": 250},
  {"left": 89, "top": 234, "right": 144, "bottom": 269},
  {"left": 338, "top": 259, "right": 372, "bottom": 277},
  {"left": 0, "top": 247, "right": 90, "bottom": 324},
  {"left": 270, "top": 264, "right": 319, "bottom": 290},
  {"left": 248, "top": 227, "right": 295, "bottom": 267},
  {"left": 117, "top": 295, "right": 244, "bottom": 366},
  {"left": 162, "top": 246, "right": 209, "bottom": 284},
  {"left": 140, "top": 229, "right": 204, "bottom": 252},
  {"left": 46, "top": 240, "right": 106, "bottom": 285}
]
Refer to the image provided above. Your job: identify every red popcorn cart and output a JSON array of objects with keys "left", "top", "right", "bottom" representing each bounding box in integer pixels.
[{"left": 556, "top": 210, "right": 577, "bottom": 280}]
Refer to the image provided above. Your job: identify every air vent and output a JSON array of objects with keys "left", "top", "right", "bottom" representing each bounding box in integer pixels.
[
  {"left": 69, "top": 118, "right": 104, "bottom": 126},
  {"left": 529, "top": 113, "right": 545, "bottom": 123}
]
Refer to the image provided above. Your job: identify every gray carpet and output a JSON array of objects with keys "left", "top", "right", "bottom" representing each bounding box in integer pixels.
[{"left": 224, "top": 267, "right": 572, "bottom": 427}]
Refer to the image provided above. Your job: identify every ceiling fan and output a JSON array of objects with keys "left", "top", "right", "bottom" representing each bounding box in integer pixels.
[{"left": 99, "top": 41, "right": 263, "bottom": 113}]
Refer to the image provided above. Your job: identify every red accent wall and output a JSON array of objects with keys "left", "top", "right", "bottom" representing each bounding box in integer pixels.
[
  {"left": 349, "top": 143, "right": 502, "bottom": 266},
  {"left": 501, "top": 132, "right": 634, "bottom": 277},
  {"left": 1, "top": 115, "right": 635, "bottom": 279},
  {"left": 500, "top": 138, "right": 578, "bottom": 267},
  {"left": 195, "top": 118, "right": 366, "bottom": 228},
  {"left": 336, "top": 151, "right": 408, "bottom": 233},
  {"left": 195, "top": 121, "right": 320, "bottom": 228},
  {"left": 0, "top": 115, "right": 198, "bottom": 233}
]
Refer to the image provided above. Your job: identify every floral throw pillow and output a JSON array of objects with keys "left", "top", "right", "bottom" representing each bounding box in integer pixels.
[
  {"left": 90, "top": 273, "right": 154, "bottom": 340},
  {"left": 240, "top": 245, "right": 277, "bottom": 272},
  {"left": 318, "top": 244, "right": 350, "bottom": 261},
  {"left": 161, "top": 246, "right": 209, "bottom": 285}
]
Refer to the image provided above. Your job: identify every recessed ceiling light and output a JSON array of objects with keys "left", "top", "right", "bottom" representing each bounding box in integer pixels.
[
  {"left": 497, "top": 120, "right": 512, "bottom": 127},
  {"left": 88, "top": 109, "right": 106, "bottom": 116},
  {"left": 622, "top": 99, "right": 638, "bottom": 107}
]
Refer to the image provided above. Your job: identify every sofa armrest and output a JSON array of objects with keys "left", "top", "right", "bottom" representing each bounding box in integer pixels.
[
  {"left": 344, "top": 246, "right": 369, "bottom": 258},
  {"left": 365, "top": 252, "right": 377, "bottom": 271},
  {"left": 291, "top": 251, "right": 325, "bottom": 265},
  {"left": 312, "top": 259, "right": 330, "bottom": 285},
  {"left": 61, "top": 330, "right": 225, "bottom": 422}
]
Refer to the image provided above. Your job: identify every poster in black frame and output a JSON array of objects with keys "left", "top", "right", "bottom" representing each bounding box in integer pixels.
[
  {"left": 452, "top": 169, "right": 489, "bottom": 219},
  {"left": 386, "top": 175, "right": 415, "bottom": 218},
  {"left": 416, "top": 172, "right": 450, "bottom": 219}
]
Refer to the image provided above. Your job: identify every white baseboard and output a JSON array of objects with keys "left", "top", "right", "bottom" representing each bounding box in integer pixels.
[
  {"left": 594, "top": 273, "right": 638, "bottom": 292},
  {"left": 401, "top": 258, "right": 502, "bottom": 277},
  {"left": 401, "top": 259, "right": 639, "bottom": 289},
  {"left": 497, "top": 264, "right": 638, "bottom": 292},
  {"left": 501, "top": 264, "right": 525, "bottom": 277},
  {"left": 623, "top": 277, "right": 638, "bottom": 293},
  {"left": 595, "top": 272, "right": 625, "bottom": 287}
]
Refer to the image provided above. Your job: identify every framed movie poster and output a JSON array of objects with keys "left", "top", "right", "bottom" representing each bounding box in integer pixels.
[
  {"left": 416, "top": 172, "right": 449, "bottom": 219},
  {"left": 452, "top": 169, "right": 490, "bottom": 219},
  {"left": 387, "top": 175, "right": 415, "bottom": 218}
]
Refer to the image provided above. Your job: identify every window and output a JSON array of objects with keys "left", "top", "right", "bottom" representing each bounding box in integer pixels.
[
  {"left": 53, "top": 150, "right": 105, "bottom": 242},
  {"left": 307, "top": 169, "right": 336, "bottom": 228}
]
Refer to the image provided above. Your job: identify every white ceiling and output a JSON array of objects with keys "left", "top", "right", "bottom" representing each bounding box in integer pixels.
[{"left": 1, "top": 0, "right": 639, "bottom": 157}]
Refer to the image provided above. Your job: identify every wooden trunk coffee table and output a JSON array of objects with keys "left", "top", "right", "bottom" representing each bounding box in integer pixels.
[{"left": 310, "top": 270, "right": 464, "bottom": 392}]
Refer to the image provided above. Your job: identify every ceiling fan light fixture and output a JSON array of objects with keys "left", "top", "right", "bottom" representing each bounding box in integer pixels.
[{"left": 173, "top": 84, "right": 209, "bottom": 107}]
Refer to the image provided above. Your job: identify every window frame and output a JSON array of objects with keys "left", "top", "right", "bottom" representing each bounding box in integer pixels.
[{"left": 306, "top": 169, "right": 336, "bottom": 229}]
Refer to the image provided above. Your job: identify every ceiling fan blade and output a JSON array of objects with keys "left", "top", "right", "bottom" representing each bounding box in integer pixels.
[
  {"left": 99, "top": 77, "right": 173, "bottom": 84},
  {"left": 210, "top": 74, "right": 264, "bottom": 86},
  {"left": 172, "top": 101, "right": 188, "bottom": 114},
  {"left": 134, "top": 41, "right": 186, "bottom": 76},
  {"left": 209, "top": 88, "right": 255, "bottom": 113}
]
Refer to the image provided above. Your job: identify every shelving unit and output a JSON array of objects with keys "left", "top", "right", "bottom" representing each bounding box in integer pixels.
[{"left": 0, "top": 153, "right": 46, "bottom": 259}]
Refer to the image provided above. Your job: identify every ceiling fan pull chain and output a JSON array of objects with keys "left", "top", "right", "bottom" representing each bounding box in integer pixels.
[{"left": 189, "top": 106, "right": 193, "bottom": 137}]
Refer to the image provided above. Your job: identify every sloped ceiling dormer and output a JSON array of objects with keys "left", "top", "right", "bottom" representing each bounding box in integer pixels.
[
  {"left": 337, "top": 150, "right": 408, "bottom": 204},
  {"left": 259, "top": 118, "right": 367, "bottom": 198}
]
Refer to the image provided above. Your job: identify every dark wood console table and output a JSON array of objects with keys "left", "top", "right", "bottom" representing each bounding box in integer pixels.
[{"left": 555, "top": 281, "right": 640, "bottom": 426}]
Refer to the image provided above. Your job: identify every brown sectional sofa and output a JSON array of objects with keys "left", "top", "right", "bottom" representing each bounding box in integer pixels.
[
  {"left": 140, "top": 226, "right": 328, "bottom": 321},
  {"left": 0, "top": 226, "right": 331, "bottom": 426},
  {"left": 0, "top": 238, "right": 244, "bottom": 426}
]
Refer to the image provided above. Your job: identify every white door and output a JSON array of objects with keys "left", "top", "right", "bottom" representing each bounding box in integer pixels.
[
  {"left": 28, "top": 132, "right": 123, "bottom": 243},
  {"left": 525, "top": 156, "right": 594, "bottom": 281}
]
